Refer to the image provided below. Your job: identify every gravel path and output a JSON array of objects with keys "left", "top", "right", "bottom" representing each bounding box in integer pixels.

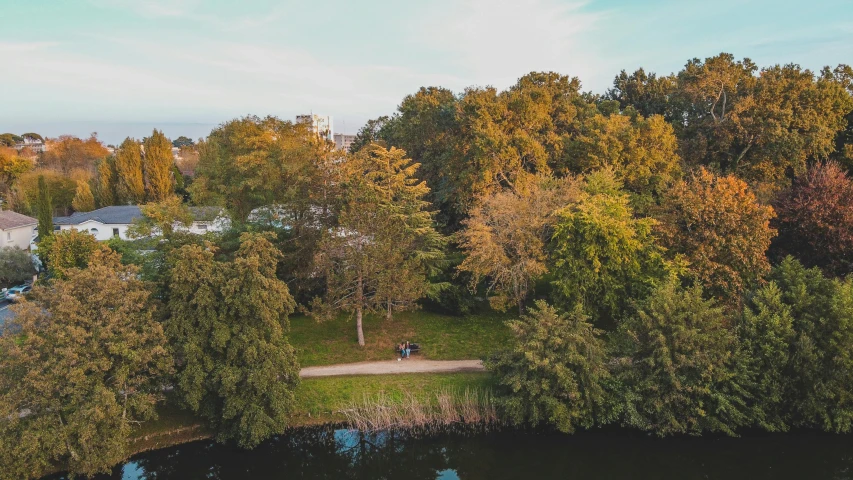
[{"left": 300, "top": 359, "right": 485, "bottom": 378}]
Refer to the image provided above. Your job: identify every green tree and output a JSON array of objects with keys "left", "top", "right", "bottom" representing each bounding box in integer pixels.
[
  {"left": 562, "top": 112, "right": 682, "bottom": 211},
  {"left": 615, "top": 281, "right": 750, "bottom": 436},
  {"left": 0, "top": 250, "right": 172, "bottom": 479},
  {"left": 550, "top": 170, "right": 673, "bottom": 325},
  {"left": 605, "top": 68, "right": 677, "bottom": 119},
  {"left": 11, "top": 169, "right": 76, "bottom": 217},
  {"left": 457, "top": 176, "right": 579, "bottom": 313},
  {"left": 190, "top": 115, "right": 321, "bottom": 222},
  {"left": 656, "top": 167, "right": 776, "bottom": 306},
  {"left": 0, "top": 247, "right": 35, "bottom": 287},
  {"left": 738, "top": 281, "right": 795, "bottom": 432},
  {"left": 172, "top": 135, "right": 194, "bottom": 148},
  {"left": 40, "top": 229, "right": 105, "bottom": 279},
  {"left": 143, "top": 129, "right": 176, "bottom": 202},
  {"left": 312, "top": 145, "right": 445, "bottom": 345},
  {"left": 485, "top": 300, "right": 611, "bottom": 432},
  {"left": 115, "top": 138, "right": 145, "bottom": 204},
  {"left": 769, "top": 257, "right": 853, "bottom": 432},
  {"left": 349, "top": 116, "right": 392, "bottom": 153},
  {"left": 128, "top": 195, "right": 193, "bottom": 238},
  {"left": 167, "top": 233, "right": 300, "bottom": 447},
  {"left": 36, "top": 175, "right": 53, "bottom": 239}
]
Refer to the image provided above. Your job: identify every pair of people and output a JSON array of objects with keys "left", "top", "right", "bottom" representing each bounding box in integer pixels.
[{"left": 399, "top": 341, "right": 411, "bottom": 359}]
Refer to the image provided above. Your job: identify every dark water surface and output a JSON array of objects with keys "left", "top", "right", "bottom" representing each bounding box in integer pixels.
[{"left": 52, "top": 427, "right": 853, "bottom": 479}]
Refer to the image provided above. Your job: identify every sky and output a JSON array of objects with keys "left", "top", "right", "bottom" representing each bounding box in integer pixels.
[{"left": 1, "top": 0, "right": 851, "bottom": 144}]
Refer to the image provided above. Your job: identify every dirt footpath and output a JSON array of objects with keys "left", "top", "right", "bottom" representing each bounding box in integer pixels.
[{"left": 300, "top": 359, "right": 485, "bottom": 378}]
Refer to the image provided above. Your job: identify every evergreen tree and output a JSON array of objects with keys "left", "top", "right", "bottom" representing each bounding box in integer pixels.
[
  {"left": 312, "top": 145, "right": 445, "bottom": 345},
  {"left": 485, "top": 300, "right": 612, "bottom": 432},
  {"left": 739, "top": 282, "right": 795, "bottom": 432},
  {"left": 615, "top": 281, "right": 750, "bottom": 436},
  {"left": 36, "top": 174, "right": 53, "bottom": 240},
  {"left": 167, "top": 233, "right": 300, "bottom": 447}
]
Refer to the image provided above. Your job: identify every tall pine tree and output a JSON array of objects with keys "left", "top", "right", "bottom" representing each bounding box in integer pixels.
[
  {"left": 36, "top": 175, "right": 53, "bottom": 240},
  {"left": 312, "top": 145, "right": 445, "bottom": 345}
]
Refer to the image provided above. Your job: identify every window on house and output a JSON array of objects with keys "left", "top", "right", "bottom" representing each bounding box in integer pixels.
[
  {"left": 6, "top": 232, "right": 10, "bottom": 241},
  {"left": 113, "top": 228, "right": 120, "bottom": 237},
  {"left": 90, "top": 228, "right": 99, "bottom": 236},
  {"left": 198, "top": 223, "right": 208, "bottom": 231}
]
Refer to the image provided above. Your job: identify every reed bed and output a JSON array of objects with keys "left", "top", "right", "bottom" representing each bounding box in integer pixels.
[{"left": 338, "top": 388, "right": 499, "bottom": 433}]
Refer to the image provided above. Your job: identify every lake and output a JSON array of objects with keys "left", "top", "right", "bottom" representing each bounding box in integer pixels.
[{"left": 48, "top": 426, "right": 853, "bottom": 479}]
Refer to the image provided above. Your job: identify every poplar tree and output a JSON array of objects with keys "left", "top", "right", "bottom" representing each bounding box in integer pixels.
[
  {"left": 143, "top": 129, "right": 175, "bottom": 202},
  {"left": 95, "top": 155, "right": 117, "bottom": 207},
  {"left": 71, "top": 179, "right": 95, "bottom": 212},
  {"left": 114, "top": 137, "right": 145, "bottom": 204}
]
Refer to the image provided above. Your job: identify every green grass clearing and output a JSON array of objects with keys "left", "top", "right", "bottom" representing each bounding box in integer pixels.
[{"left": 288, "top": 310, "right": 513, "bottom": 367}]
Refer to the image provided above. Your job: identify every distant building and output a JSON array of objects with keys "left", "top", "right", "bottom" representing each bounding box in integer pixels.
[
  {"left": 14, "top": 137, "right": 46, "bottom": 154},
  {"left": 334, "top": 133, "right": 356, "bottom": 152},
  {"left": 0, "top": 211, "right": 37, "bottom": 250},
  {"left": 296, "top": 114, "right": 333, "bottom": 142},
  {"left": 54, "top": 205, "right": 229, "bottom": 241}
]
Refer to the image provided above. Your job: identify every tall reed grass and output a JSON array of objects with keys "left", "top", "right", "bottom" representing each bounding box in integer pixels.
[{"left": 339, "top": 388, "right": 499, "bottom": 433}]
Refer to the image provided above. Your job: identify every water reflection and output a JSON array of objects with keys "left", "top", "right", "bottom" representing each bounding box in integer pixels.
[{"left": 48, "top": 427, "right": 853, "bottom": 480}]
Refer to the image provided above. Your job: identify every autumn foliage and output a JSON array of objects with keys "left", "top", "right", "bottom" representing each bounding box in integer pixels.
[{"left": 657, "top": 168, "right": 776, "bottom": 304}]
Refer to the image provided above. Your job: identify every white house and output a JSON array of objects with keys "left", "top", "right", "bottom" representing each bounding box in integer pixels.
[
  {"left": 54, "top": 206, "right": 228, "bottom": 241},
  {"left": 14, "top": 137, "right": 46, "bottom": 154},
  {"left": 0, "top": 211, "right": 37, "bottom": 250}
]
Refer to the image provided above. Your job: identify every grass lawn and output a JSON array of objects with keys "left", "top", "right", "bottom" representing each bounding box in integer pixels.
[{"left": 288, "top": 310, "right": 514, "bottom": 367}]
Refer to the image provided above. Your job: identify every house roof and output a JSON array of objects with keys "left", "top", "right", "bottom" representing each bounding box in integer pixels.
[
  {"left": 54, "top": 206, "right": 143, "bottom": 225},
  {"left": 188, "top": 206, "right": 223, "bottom": 222},
  {"left": 0, "top": 210, "right": 37, "bottom": 230},
  {"left": 54, "top": 205, "right": 224, "bottom": 226}
]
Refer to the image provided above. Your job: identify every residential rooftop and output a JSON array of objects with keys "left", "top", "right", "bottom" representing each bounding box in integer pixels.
[{"left": 0, "top": 210, "right": 37, "bottom": 230}]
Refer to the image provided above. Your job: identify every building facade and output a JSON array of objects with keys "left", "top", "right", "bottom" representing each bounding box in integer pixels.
[
  {"left": 0, "top": 211, "right": 37, "bottom": 250},
  {"left": 334, "top": 133, "right": 356, "bottom": 152},
  {"left": 54, "top": 205, "right": 228, "bottom": 241},
  {"left": 14, "top": 137, "right": 46, "bottom": 153},
  {"left": 296, "top": 114, "right": 333, "bottom": 142}
]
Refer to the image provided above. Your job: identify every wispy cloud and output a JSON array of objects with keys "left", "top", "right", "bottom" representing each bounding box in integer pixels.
[
  {"left": 87, "top": 0, "right": 199, "bottom": 18},
  {"left": 416, "top": 0, "right": 608, "bottom": 89},
  {"left": 0, "top": 42, "right": 60, "bottom": 53}
]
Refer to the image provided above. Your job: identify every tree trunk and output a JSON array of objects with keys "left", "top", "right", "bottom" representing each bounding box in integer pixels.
[
  {"left": 356, "top": 273, "right": 365, "bottom": 346},
  {"left": 386, "top": 297, "right": 392, "bottom": 321}
]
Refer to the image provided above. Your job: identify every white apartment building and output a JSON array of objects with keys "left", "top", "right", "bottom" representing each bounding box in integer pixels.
[
  {"left": 296, "top": 114, "right": 333, "bottom": 142},
  {"left": 14, "top": 137, "right": 46, "bottom": 153},
  {"left": 334, "top": 133, "right": 357, "bottom": 152}
]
